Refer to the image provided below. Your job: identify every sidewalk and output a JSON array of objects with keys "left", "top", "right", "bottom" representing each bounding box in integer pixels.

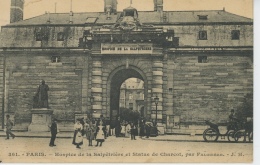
[
  {"left": 0, "top": 130, "right": 204, "bottom": 142},
  {"left": 142, "top": 135, "right": 204, "bottom": 142},
  {"left": 0, "top": 131, "right": 74, "bottom": 138}
]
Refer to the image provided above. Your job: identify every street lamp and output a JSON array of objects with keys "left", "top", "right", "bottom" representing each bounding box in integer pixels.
[
  {"left": 89, "top": 95, "right": 94, "bottom": 119},
  {"left": 154, "top": 95, "right": 159, "bottom": 126}
]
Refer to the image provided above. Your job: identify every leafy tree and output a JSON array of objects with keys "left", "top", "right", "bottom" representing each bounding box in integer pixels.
[{"left": 119, "top": 107, "right": 140, "bottom": 123}]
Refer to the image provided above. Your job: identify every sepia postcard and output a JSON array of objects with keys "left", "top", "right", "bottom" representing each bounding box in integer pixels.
[{"left": 0, "top": 0, "right": 254, "bottom": 163}]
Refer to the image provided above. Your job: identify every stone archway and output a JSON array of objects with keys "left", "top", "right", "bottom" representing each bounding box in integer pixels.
[{"left": 106, "top": 65, "right": 148, "bottom": 121}]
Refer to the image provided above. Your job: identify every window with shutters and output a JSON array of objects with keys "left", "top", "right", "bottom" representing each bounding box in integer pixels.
[
  {"left": 35, "top": 32, "right": 42, "bottom": 41},
  {"left": 51, "top": 56, "right": 61, "bottom": 63},
  {"left": 198, "top": 56, "right": 207, "bottom": 63}
]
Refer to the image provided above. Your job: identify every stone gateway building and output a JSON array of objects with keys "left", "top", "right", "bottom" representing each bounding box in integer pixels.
[{"left": 0, "top": 0, "right": 253, "bottom": 133}]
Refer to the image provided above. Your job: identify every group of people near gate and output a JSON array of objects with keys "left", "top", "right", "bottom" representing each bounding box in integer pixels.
[
  {"left": 112, "top": 118, "right": 158, "bottom": 139},
  {"left": 48, "top": 114, "right": 159, "bottom": 149},
  {"left": 72, "top": 116, "right": 107, "bottom": 149},
  {"left": 49, "top": 115, "right": 108, "bottom": 148}
]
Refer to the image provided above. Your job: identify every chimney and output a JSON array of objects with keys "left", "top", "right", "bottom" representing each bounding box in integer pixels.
[
  {"left": 104, "top": 0, "right": 117, "bottom": 14},
  {"left": 10, "top": 0, "right": 24, "bottom": 23},
  {"left": 154, "top": 0, "right": 163, "bottom": 12},
  {"left": 69, "top": 11, "right": 73, "bottom": 24},
  {"left": 46, "top": 12, "right": 51, "bottom": 24}
]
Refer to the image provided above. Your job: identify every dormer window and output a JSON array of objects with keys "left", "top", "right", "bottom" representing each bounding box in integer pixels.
[
  {"left": 123, "top": 6, "right": 138, "bottom": 18},
  {"left": 231, "top": 30, "right": 240, "bottom": 40},
  {"left": 198, "top": 15, "right": 208, "bottom": 20}
]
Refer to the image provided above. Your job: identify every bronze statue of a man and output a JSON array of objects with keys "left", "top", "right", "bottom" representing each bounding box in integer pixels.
[{"left": 33, "top": 80, "right": 49, "bottom": 108}]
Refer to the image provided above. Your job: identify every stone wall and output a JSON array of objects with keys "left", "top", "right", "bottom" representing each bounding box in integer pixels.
[
  {"left": 167, "top": 52, "right": 253, "bottom": 125},
  {"left": 0, "top": 54, "right": 4, "bottom": 127},
  {"left": 1, "top": 50, "right": 89, "bottom": 129},
  {"left": 0, "top": 26, "right": 86, "bottom": 48},
  {"left": 0, "top": 50, "right": 253, "bottom": 131}
]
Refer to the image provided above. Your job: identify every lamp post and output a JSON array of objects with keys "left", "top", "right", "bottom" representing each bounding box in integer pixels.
[
  {"left": 89, "top": 95, "right": 94, "bottom": 119},
  {"left": 154, "top": 95, "right": 159, "bottom": 126}
]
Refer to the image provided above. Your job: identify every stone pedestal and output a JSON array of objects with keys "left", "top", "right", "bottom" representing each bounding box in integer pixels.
[{"left": 28, "top": 108, "right": 53, "bottom": 132}]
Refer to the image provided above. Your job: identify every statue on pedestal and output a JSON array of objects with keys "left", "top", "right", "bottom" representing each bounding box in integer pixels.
[{"left": 33, "top": 80, "right": 49, "bottom": 108}]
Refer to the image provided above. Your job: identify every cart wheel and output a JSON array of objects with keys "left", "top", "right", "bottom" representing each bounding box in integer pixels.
[
  {"left": 203, "top": 128, "right": 219, "bottom": 142},
  {"left": 227, "top": 131, "right": 235, "bottom": 142},
  {"left": 234, "top": 130, "right": 245, "bottom": 142},
  {"left": 248, "top": 131, "right": 253, "bottom": 142}
]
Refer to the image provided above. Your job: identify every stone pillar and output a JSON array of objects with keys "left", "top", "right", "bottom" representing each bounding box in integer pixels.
[
  {"left": 151, "top": 59, "right": 165, "bottom": 134},
  {"left": 91, "top": 57, "right": 103, "bottom": 118},
  {"left": 151, "top": 60, "right": 163, "bottom": 123}
]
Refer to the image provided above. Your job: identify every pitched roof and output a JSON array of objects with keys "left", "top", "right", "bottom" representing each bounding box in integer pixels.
[{"left": 3, "top": 10, "right": 252, "bottom": 27}]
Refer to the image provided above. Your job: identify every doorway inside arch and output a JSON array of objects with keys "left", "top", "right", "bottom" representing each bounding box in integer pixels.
[
  {"left": 109, "top": 68, "right": 146, "bottom": 124},
  {"left": 119, "top": 78, "right": 144, "bottom": 123}
]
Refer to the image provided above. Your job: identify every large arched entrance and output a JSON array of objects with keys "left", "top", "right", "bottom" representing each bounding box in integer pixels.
[{"left": 107, "top": 66, "right": 148, "bottom": 122}]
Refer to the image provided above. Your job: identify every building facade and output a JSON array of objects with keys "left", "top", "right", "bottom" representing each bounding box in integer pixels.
[
  {"left": 0, "top": 0, "right": 253, "bottom": 132},
  {"left": 120, "top": 78, "right": 144, "bottom": 114}
]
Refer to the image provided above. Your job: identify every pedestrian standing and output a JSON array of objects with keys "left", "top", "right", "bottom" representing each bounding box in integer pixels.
[
  {"left": 121, "top": 122, "right": 126, "bottom": 137},
  {"left": 125, "top": 122, "right": 131, "bottom": 138},
  {"left": 5, "top": 115, "right": 15, "bottom": 140},
  {"left": 95, "top": 120, "right": 105, "bottom": 147},
  {"left": 145, "top": 121, "right": 151, "bottom": 138},
  {"left": 105, "top": 118, "right": 110, "bottom": 138},
  {"left": 115, "top": 117, "right": 121, "bottom": 137},
  {"left": 86, "top": 119, "right": 96, "bottom": 146},
  {"left": 139, "top": 119, "right": 145, "bottom": 138},
  {"left": 130, "top": 122, "right": 137, "bottom": 140},
  {"left": 72, "top": 119, "right": 83, "bottom": 149},
  {"left": 49, "top": 118, "right": 58, "bottom": 147}
]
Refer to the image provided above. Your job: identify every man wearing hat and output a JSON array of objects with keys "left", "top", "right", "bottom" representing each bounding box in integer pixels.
[
  {"left": 229, "top": 109, "right": 238, "bottom": 130},
  {"left": 5, "top": 115, "right": 15, "bottom": 140},
  {"left": 229, "top": 109, "right": 237, "bottom": 122},
  {"left": 49, "top": 118, "right": 58, "bottom": 147}
]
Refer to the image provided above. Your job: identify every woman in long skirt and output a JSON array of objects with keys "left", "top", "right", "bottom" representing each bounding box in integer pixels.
[
  {"left": 95, "top": 120, "right": 105, "bottom": 147},
  {"left": 139, "top": 119, "right": 145, "bottom": 138},
  {"left": 72, "top": 119, "right": 83, "bottom": 149},
  {"left": 125, "top": 122, "right": 131, "bottom": 138}
]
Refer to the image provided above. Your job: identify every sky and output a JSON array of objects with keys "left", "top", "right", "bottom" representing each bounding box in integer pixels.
[{"left": 0, "top": 0, "right": 253, "bottom": 27}]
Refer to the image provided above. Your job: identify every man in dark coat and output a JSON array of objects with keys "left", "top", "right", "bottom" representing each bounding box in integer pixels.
[
  {"left": 145, "top": 122, "right": 151, "bottom": 138},
  {"left": 5, "top": 115, "right": 15, "bottom": 140},
  {"left": 115, "top": 117, "right": 121, "bottom": 137},
  {"left": 49, "top": 119, "right": 58, "bottom": 147},
  {"left": 229, "top": 109, "right": 238, "bottom": 130}
]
